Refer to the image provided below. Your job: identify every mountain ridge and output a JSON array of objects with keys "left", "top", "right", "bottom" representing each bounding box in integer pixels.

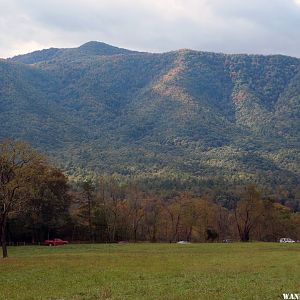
[
  {"left": 2, "top": 41, "right": 300, "bottom": 190},
  {"left": 10, "top": 41, "right": 300, "bottom": 64}
]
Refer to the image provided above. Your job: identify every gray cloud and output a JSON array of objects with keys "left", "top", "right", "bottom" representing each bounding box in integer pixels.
[{"left": 0, "top": 0, "right": 300, "bottom": 58}]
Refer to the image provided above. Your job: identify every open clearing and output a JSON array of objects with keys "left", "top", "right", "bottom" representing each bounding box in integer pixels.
[{"left": 0, "top": 243, "right": 299, "bottom": 300}]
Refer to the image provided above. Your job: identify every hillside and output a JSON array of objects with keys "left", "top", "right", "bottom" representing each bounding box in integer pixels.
[{"left": 1, "top": 42, "right": 300, "bottom": 190}]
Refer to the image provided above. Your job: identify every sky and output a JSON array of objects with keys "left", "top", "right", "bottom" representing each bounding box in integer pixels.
[{"left": 1, "top": 0, "right": 300, "bottom": 58}]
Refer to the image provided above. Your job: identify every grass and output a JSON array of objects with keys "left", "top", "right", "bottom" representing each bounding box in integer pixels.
[{"left": 0, "top": 243, "right": 299, "bottom": 300}]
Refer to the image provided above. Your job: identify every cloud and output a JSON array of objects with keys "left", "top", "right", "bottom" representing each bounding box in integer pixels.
[{"left": 0, "top": 0, "right": 300, "bottom": 58}]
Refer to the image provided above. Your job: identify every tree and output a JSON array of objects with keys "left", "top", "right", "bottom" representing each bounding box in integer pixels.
[
  {"left": 81, "top": 179, "right": 95, "bottom": 242},
  {"left": 104, "top": 178, "right": 126, "bottom": 242},
  {"left": 0, "top": 140, "right": 45, "bottom": 258},
  {"left": 163, "top": 193, "right": 191, "bottom": 242},
  {"left": 234, "top": 186, "right": 264, "bottom": 242},
  {"left": 27, "top": 166, "right": 71, "bottom": 242},
  {"left": 127, "top": 186, "right": 145, "bottom": 242},
  {"left": 143, "top": 197, "right": 161, "bottom": 242}
]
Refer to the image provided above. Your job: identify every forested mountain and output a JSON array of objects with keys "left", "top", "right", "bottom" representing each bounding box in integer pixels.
[{"left": 1, "top": 41, "right": 300, "bottom": 190}]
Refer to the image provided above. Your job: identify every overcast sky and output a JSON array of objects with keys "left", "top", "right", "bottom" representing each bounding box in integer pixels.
[{"left": 1, "top": 0, "right": 300, "bottom": 58}]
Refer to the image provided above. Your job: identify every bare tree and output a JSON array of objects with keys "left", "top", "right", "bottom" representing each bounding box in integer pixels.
[
  {"left": 127, "top": 187, "right": 145, "bottom": 242},
  {"left": 234, "top": 186, "right": 264, "bottom": 242},
  {"left": 144, "top": 197, "right": 161, "bottom": 242}
]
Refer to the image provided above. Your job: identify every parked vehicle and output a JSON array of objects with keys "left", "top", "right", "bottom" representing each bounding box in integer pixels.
[
  {"left": 43, "top": 238, "right": 69, "bottom": 246},
  {"left": 222, "top": 239, "right": 234, "bottom": 243},
  {"left": 279, "top": 238, "right": 295, "bottom": 243}
]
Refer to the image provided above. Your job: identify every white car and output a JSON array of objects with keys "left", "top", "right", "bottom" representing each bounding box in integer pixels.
[
  {"left": 177, "top": 241, "right": 191, "bottom": 244},
  {"left": 279, "top": 238, "right": 295, "bottom": 243}
]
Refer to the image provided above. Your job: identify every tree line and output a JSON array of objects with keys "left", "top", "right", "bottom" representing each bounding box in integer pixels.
[{"left": 1, "top": 140, "right": 300, "bottom": 258}]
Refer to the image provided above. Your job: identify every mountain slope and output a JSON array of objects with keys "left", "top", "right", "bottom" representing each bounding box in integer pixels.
[{"left": 1, "top": 42, "right": 300, "bottom": 189}]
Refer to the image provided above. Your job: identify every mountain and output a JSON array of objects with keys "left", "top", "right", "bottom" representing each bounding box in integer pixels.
[
  {"left": 1, "top": 41, "right": 300, "bottom": 190},
  {"left": 8, "top": 42, "right": 139, "bottom": 64}
]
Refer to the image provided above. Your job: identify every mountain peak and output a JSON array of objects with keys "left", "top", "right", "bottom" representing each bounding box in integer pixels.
[
  {"left": 9, "top": 41, "right": 140, "bottom": 65},
  {"left": 77, "top": 41, "right": 137, "bottom": 56},
  {"left": 79, "top": 41, "right": 112, "bottom": 49}
]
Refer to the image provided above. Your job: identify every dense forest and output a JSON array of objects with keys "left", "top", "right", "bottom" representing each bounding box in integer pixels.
[
  {"left": 1, "top": 140, "right": 300, "bottom": 258},
  {"left": 1, "top": 42, "right": 300, "bottom": 192},
  {"left": 1, "top": 43, "right": 300, "bottom": 257}
]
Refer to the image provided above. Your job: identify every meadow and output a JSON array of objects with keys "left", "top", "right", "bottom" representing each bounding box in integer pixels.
[{"left": 0, "top": 243, "right": 299, "bottom": 300}]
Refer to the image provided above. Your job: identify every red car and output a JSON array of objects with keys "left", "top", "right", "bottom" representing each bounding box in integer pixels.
[{"left": 43, "top": 238, "right": 69, "bottom": 246}]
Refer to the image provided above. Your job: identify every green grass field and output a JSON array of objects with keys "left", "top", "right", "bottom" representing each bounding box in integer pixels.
[{"left": 0, "top": 243, "right": 299, "bottom": 300}]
